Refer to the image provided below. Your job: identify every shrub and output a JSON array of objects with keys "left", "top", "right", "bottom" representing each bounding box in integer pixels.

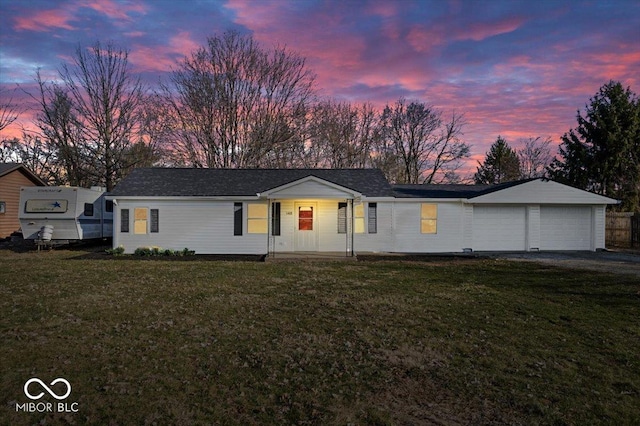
[
  {"left": 134, "top": 247, "right": 153, "bottom": 256},
  {"left": 105, "top": 245, "right": 125, "bottom": 256},
  {"left": 132, "top": 246, "right": 196, "bottom": 257}
]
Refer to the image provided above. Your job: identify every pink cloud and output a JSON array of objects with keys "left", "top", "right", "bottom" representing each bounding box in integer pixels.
[
  {"left": 81, "top": 0, "right": 147, "bottom": 21},
  {"left": 455, "top": 17, "right": 524, "bottom": 41},
  {"left": 129, "top": 31, "right": 200, "bottom": 73},
  {"left": 225, "top": 0, "right": 370, "bottom": 91},
  {"left": 14, "top": 8, "right": 75, "bottom": 32},
  {"left": 406, "top": 26, "right": 445, "bottom": 53},
  {"left": 13, "top": 0, "right": 147, "bottom": 33}
]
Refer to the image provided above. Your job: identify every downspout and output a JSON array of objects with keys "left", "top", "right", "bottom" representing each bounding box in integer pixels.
[
  {"left": 100, "top": 196, "right": 104, "bottom": 239},
  {"left": 344, "top": 199, "right": 349, "bottom": 256},
  {"left": 350, "top": 198, "right": 355, "bottom": 257},
  {"left": 267, "top": 198, "right": 272, "bottom": 259}
]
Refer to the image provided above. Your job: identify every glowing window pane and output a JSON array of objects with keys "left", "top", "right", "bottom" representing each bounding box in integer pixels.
[
  {"left": 248, "top": 219, "right": 267, "bottom": 233},
  {"left": 299, "top": 207, "right": 313, "bottom": 231},
  {"left": 354, "top": 203, "right": 365, "bottom": 234},
  {"left": 421, "top": 219, "right": 437, "bottom": 234},
  {"left": 247, "top": 203, "right": 268, "bottom": 234},
  {"left": 247, "top": 203, "right": 267, "bottom": 218},
  {"left": 134, "top": 208, "right": 148, "bottom": 234},
  {"left": 421, "top": 204, "right": 437, "bottom": 219},
  {"left": 421, "top": 204, "right": 437, "bottom": 234}
]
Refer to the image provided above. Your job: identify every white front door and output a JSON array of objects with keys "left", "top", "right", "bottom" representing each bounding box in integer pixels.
[{"left": 294, "top": 202, "right": 318, "bottom": 251}]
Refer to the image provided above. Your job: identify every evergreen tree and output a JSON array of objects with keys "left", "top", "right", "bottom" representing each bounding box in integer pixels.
[
  {"left": 548, "top": 81, "right": 640, "bottom": 211},
  {"left": 474, "top": 136, "right": 521, "bottom": 184}
]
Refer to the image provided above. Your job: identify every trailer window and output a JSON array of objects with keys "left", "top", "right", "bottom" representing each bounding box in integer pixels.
[
  {"left": 0, "top": 201, "right": 5, "bottom": 214},
  {"left": 84, "top": 203, "right": 94, "bottom": 216},
  {"left": 25, "top": 199, "right": 68, "bottom": 213},
  {"left": 105, "top": 200, "right": 114, "bottom": 212}
]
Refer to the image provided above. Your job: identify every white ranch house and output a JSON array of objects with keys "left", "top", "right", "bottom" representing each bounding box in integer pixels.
[{"left": 107, "top": 168, "right": 617, "bottom": 256}]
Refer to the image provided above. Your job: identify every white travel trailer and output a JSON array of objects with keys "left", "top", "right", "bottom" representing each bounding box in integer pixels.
[{"left": 19, "top": 186, "right": 113, "bottom": 244}]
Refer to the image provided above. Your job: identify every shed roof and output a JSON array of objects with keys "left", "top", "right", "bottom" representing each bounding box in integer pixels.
[{"left": 110, "top": 168, "right": 396, "bottom": 198}]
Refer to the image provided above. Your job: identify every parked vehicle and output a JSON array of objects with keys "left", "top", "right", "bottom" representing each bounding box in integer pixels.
[{"left": 19, "top": 186, "right": 113, "bottom": 244}]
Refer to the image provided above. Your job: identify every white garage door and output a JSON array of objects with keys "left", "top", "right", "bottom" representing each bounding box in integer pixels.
[
  {"left": 540, "top": 206, "right": 592, "bottom": 250},
  {"left": 473, "top": 206, "right": 526, "bottom": 251}
]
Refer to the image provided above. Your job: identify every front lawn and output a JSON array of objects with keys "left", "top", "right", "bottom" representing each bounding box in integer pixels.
[{"left": 1, "top": 251, "right": 638, "bottom": 425}]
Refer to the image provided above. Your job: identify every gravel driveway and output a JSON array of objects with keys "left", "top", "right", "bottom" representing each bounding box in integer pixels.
[{"left": 486, "top": 250, "right": 640, "bottom": 277}]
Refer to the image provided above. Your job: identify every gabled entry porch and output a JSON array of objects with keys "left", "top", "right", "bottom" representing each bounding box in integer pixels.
[{"left": 258, "top": 176, "right": 361, "bottom": 258}]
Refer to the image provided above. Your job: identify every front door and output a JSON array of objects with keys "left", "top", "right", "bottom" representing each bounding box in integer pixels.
[{"left": 294, "top": 202, "right": 317, "bottom": 251}]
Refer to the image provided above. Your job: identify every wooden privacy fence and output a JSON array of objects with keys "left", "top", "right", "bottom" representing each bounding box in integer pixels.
[{"left": 606, "top": 212, "right": 640, "bottom": 248}]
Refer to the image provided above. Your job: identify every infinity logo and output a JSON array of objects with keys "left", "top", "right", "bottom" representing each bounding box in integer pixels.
[{"left": 24, "top": 378, "right": 71, "bottom": 400}]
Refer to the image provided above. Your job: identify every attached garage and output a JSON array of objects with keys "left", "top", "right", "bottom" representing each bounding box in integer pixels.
[
  {"left": 466, "top": 179, "right": 617, "bottom": 252},
  {"left": 473, "top": 205, "right": 527, "bottom": 251},
  {"left": 540, "top": 206, "right": 593, "bottom": 251}
]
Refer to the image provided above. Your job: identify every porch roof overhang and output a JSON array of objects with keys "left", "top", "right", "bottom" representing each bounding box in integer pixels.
[{"left": 258, "top": 175, "right": 362, "bottom": 200}]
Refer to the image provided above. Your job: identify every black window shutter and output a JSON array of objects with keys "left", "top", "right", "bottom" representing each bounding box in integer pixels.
[
  {"left": 150, "top": 209, "right": 159, "bottom": 233},
  {"left": 271, "top": 202, "right": 281, "bottom": 236},
  {"left": 121, "top": 209, "right": 129, "bottom": 233},
  {"left": 338, "top": 202, "right": 347, "bottom": 234},
  {"left": 234, "top": 203, "right": 243, "bottom": 236},
  {"left": 368, "top": 203, "right": 377, "bottom": 234}
]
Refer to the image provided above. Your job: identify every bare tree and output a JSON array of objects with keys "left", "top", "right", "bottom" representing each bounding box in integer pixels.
[
  {"left": 166, "top": 31, "right": 316, "bottom": 168},
  {"left": 306, "top": 100, "right": 378, "bottom": 168},
  {"left": 31, "top": 70, "right": 93, "bottom": 187},
  {"left": 378, "top": 99, "right": 469, "bottom": 184},
  {"left": 58, "top": 41, "right": 146, "bottom": 190},
  {"left": 0, "top": 87, "right": 21, "bottom": 133},
  {"left": 517, "top": 136, "right": 553, "bottom": 178},
  {"left": 0, "top": 135, "right": 62, "bottom": 185}
]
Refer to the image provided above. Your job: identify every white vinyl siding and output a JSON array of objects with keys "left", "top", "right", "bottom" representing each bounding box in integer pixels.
[
  {"left": 393, "top": 202, "right": 464, "bottom": 253},
  {"left": 116, "top": 200, "right": 268, "bottom": 254}
]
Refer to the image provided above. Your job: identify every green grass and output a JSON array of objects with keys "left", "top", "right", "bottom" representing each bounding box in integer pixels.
[{"left": 1, "top": 250, "right": 639, "bottom": 425}]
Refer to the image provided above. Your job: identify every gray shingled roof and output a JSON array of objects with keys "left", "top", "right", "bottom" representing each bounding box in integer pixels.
[
  {"left": 392, "top": 179, "right": 537, "bottom": 199},
  {"left": 0, "top": 162, "right": 22, "bottom": 176},
  {"left": 110, "top": 168, "right": 396, "bottom": 197}
]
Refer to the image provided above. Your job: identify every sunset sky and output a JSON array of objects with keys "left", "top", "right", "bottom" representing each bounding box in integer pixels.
[{"left": 1, "top": 0, "right": 639, "bottom": 171}]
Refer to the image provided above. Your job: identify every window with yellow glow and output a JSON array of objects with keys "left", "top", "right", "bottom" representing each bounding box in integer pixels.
[
  {"left": 421, "top": 204, "right": 437, "bottom": 234},
  {"left": 247, "top": 203, "right": 268, "bottom": 233},
  {"left": 134, "top": 208, "right": 148, "bottom": 234}
]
